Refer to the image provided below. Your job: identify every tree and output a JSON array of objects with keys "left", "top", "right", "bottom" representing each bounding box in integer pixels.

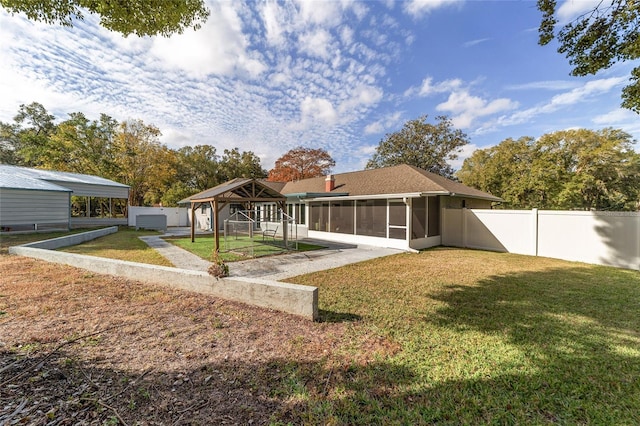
[
  {"left": 219, "top": 148, "right": 267, "bottom": 181},
  {"left": 458, "top": 129, "right": 640, "bottom": 211},
  {"left": 366, "top": 115, "right": 469, "bottom": 179},
  {"left": 0, "top": 102, "right": 57, "bottom": 167},
  {"left": 174, "top": 145, "right": 221, "bottom": 191},
  {"left": 268, "top": 147, "right": 335, "bottom": 182},
  {"left": 43, "top": 112, "right": 118, "bottom": 177},
  {"left": 0, "top": 0, "right": 209, "bottom": 37},
  {"left": 112, "top": 119, "right": 176, "bottom": 206},
  {"left": 537, "top": 0, "right": 640, "bottom": 112}
]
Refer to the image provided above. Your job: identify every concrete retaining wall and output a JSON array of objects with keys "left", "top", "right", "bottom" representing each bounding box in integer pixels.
[
  {"left": 10, "top": 231, "right": 318, "bottom": 320},
  {"left": 22, "top": 226, "right": 119, "bottom": 250}
]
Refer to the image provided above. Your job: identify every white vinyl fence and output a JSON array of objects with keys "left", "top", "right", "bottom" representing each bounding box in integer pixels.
[
  {"left": 128, "top": 206, "right": 189, "bottom": 228},
  {"left": 442, "top": 208, "right": 640, "bottom": 270}
]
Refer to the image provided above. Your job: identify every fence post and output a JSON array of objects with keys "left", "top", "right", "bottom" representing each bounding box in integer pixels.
[
  {"left": 462, "top": 208, "right": 468, "bottom": 248},
  {"left": 532, "top": 208, "right": 538, "bottom": 257}
]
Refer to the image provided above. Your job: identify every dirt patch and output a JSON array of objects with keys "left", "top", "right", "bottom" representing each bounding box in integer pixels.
[{"left": 0, "top": 255, "right": 390, "bottom": 424}]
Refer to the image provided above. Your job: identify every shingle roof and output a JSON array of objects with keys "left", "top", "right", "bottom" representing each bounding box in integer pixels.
[
  {"left": 0, "top": 164, "right": 129, "bottom": 189},
  {"left": 281, "top": 164, "right": 502, "bottom": 201}
]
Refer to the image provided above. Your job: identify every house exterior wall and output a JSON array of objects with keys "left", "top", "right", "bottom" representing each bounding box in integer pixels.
[
  {"left": 0, "top": 188, "right": 70, "bottom": 228},
  {"left": 189, "top": 204, "right": 232, "bottom": 230},
  {"left": 440, "top": 196, "right": 493, "bottom": 209}
]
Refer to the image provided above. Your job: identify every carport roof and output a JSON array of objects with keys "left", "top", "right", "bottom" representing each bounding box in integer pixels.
[
  {"left": 0, "top": 165, "right": 129, "bottom": 189},
  {"left": 0, "top": 169, "right": 71, "bottom": 192}
]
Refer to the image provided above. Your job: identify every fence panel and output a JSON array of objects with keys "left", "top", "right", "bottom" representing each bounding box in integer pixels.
[
  {"left": 441, "top": 208, "right": 640, "bottom": 270},
  {"left": 128, "top": 206, "right": 189, "bottom": 227},
  {"left": 538, "top": 211, "right": 640, "bottom": 270}
]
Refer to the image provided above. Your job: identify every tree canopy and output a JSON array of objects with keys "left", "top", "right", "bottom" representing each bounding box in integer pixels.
[
  {"left": 366, "top": 115, "right": 469, "bottom": 179},
  {"left": 0, "top": 0, "right": 209, "bottom": 37},
  {"left": 537, "top": 0, "right": 640, "bottom": 112},
  {"left": 268, "top": 147, "right": 335, "bottom": 182},
  {"left": 457, "top": 128, "right": 640, "bottom": 211},
  {"left": 0, "top": 102, "right": 266, "bottom": 206}
]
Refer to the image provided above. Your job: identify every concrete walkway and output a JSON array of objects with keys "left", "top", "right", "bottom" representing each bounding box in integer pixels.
[
  {"left": 140, "top": 230, "right": 403, "bottom": 280},
  {"left": 139, "top": 235, "right": 211, "bottom": 272}
]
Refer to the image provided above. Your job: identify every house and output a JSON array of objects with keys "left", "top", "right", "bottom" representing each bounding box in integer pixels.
[
  {"left": 183, "top": 164, "right": 501, "bottom": 251},
  {"left": 0, "top": 164, "right": 129, "bottom": 232}
]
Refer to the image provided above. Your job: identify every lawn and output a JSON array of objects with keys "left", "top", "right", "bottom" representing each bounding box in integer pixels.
[
  {"left": 59, "top": 227, "right": 173, "bottom": 267},
  {"left": 166, "top": 235, "right": 325, "bottom": 262},
  {"left": 288, "top": 248, "right": 640, "bottom": 424},
  {"left": 2, "top": 238, "right": 639, "bottom": 424}
]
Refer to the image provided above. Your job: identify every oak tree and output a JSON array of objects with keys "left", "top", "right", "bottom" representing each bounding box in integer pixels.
[
  {"left": 268, "top": 147, "right": 335, "bottom": 182},
  {"left": 458, "top": 128, "right": 640, "bottom": 211},
  {"left": 0, "top": 0, "right": 209, "bottom": 37},
  {"left": 366, "top": 115, "right": 469, "bottom": 179},
  {"left": 538, "top": 0, "right": 640, "bottom": 112}
]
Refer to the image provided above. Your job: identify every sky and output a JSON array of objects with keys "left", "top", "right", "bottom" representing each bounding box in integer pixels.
[{"left": 1, "top": 0, "right": 638, "bottom": 174}]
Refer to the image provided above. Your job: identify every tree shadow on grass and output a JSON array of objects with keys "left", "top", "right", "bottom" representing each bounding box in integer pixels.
[
  {"left": 317, "top": 309, "right": 362, "bottom": 323},
  {"left": 417, "top": 265, "right": 640, "bottom": 424}
]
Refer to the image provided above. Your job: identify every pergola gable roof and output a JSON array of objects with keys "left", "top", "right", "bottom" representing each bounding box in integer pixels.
[{"left": 187, "top": 178, "right": 285, "bottom": 204}]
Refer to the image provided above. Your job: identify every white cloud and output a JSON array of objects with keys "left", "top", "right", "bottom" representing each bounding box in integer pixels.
[
  {"left": 364, "top": 111, "right": 403, "bottom": 135},
  {"left": 293, "top": 97, "right": 338, "bottom": 130},
  {"left": 463, "top": 38, "right": 490, "bottom": 48},
  {"left": 557, "top": 0, "right": 612, "bottom": 23},
  {"left": 339, "top": 85, "right": 383, "bottom": 114},
  {"left": 150, "top": 2, "right": 265, "bottom": 79},
  {"left": 549, "top": 77, "right": 625, "bottom": 106},
  {"left": 261, "top": 0, "right": 286, "bottom": 48},
  {"left": 296, "top": 0, "right": 344, "bottom": 26},
  {"left": 298, "top": 28, "right": 334, "bottom": 59},
  {"left": 506, "top": 80, "right": 579, "bottom": 91},
  {"left": 406, "top": 76, "right": 517, "bottom": 128},
  {"left": 487, "top": 76, "right": 628, "bottom": 132},
  {"left": 448, "top": 143, "right": 479, "bottom": 171},
  {"left": 592, "top": 108, "right": 637, "bottom": 125},
  {"left": 403, "top": 0, "right": 461, "bottom": 18},
  {"left": 437, "top": 91, "right": 518, "bottom": 128}
]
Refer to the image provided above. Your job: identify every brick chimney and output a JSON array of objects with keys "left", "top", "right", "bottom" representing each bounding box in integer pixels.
[{"left": 325, "top": 174, "right": 335, "bottom": 192}]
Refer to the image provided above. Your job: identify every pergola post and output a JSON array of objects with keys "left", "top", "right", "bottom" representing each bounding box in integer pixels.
[
  {"left": 279, "top": 200, "right": 288, "bottom": 247},
  {"left": 213, "top": 199, "right": 220, "bottom": 252},
  {"left": 190, "top": 203, "right": 196, "bottom": 243}
]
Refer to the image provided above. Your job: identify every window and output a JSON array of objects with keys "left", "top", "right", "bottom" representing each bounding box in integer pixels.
[
  {"left": 356, "top": 200, "right": 386, "bottom": 237},
  {"left": 388, "top": 201, "right": 406, "bottom": 240},
  {"left": 309, "top": 202, "right": 329, "bottom": 231},
  {"left": 330, "top": 201, "right": 354, "bottom": 234},
  {"left": 427, "top": 196, "right": 440, "bottom": 237},
  {"left": 412, "top": 197, "right": 427, "bottom": 239},
  {"left": 298, "top": 203, "right": 306, "bottom": 225}
]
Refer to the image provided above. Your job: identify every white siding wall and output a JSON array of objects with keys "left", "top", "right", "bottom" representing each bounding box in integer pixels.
[{"left": 0, "top": 188, "right": 69, "bottom": 227}]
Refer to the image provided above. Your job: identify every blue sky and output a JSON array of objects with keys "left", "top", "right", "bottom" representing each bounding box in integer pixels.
[{"left": 1, "top": 0, "right": 637, "bottom": 174}]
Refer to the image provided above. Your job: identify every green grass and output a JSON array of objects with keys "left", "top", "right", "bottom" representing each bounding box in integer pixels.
[
  {"left": 60, "top": 227, "right": 173, "bottom": 267},
  {"left": 165, "top": 235, "right": 325, "bottom": 262},
  {"left": 0, "top": 229, "right": 89, "bottom": 255},
  {"left": 282, "top": 248, "right": 640, "bottom": 424}
]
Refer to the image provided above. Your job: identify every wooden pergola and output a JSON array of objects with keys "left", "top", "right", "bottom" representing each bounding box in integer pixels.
[{"left": 188, "top": 178, "right": 287, "bottom": 251}]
